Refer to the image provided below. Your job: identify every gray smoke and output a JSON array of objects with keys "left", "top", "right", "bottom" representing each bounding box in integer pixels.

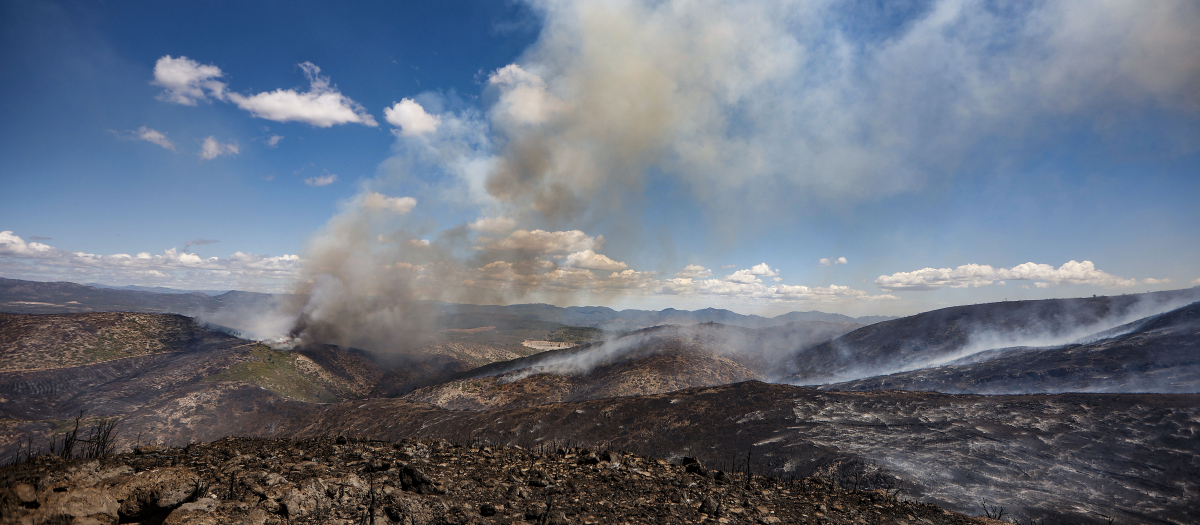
[{"left": 285, "top": 0, "right": 1200, "bottom": 357}]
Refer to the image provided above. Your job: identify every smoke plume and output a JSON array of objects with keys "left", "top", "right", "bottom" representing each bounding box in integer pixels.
[{"left": 285, "top": 0, "right": 1200, "bottom": 356}]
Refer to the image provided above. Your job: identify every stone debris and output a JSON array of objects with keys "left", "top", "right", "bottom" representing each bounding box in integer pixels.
[{"left": 1, "top": 437, "right": 1006, "bottom": 525}]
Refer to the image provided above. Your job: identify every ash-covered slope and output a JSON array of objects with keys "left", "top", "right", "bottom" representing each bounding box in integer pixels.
[
  {"left": 104, "top": 381, "right": 1200, "bottom": 525},
  {"left": 787, "top": 287, "right": 1200, "bottom": 384},
  {"left": 408, "top": 321, "right": 859, "bottom": 410},
  {"left": 824, "top": 301, "right": 1200, "bottom": 394}
]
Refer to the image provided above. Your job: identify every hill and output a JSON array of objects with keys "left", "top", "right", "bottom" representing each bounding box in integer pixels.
[
  {"left": 408, "top": 321, "right": 861, "bottom": 410},
  {"left": 785, "top": 287, "right": 1200, "bottom": 385},
  {"left": 823, "top": 301, "right": 1200, "bottom": 394}
]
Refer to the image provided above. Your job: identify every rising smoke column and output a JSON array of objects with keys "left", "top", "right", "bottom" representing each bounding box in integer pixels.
[{"left": 286, "top": 0, "right": 1200, "bottom": 355}]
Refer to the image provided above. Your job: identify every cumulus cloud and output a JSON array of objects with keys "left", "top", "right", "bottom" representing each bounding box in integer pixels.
[
  {"left": 304, "top": 173, "right": 338, "bottom": 187},
  {"left": 224, "top": 62, "right": 377, "bottom": 127},
  {"left": 562, "top": 249, "right": 628, "bottom": 271},
  {"left": 468, "top": 216, "right": 518, "bottom": 234},
  {"left": 675, "top": 264, "right": 712, "bottom": 279},
  {"left": 0, "top": 231, "right": 301, "bottom": 292},
  {"left": 723, "top": 263, "right": 777, "bottom": 284},
  {"left": 724, "top": 269, "right": 763, "bottom": 284},
  {"left": 199, "top": 137, "right": 239, "bottom": 160},
  {"left": 152, "top": 55, "right": 226, "bottom": 105},
  {"left": 266, "top": 135, "right": 284, "bottom": 147},
  {"left": 747, "top": 263, "right": 779, "bottom": 277},
  {"left": 361, "top": 192, "right": 417, "bottom": 214},
  {"left": 0, "top": 231, "right": 56, "bottom": 257},
  {"left": 384, "top": 98, "right": 440, "bottom": 136},
  {"left": 819, "top": 257, "right": 847, "bottom": 267},
  {"left": 875, "top": 260, "right": 1159, "bottom": 291}
]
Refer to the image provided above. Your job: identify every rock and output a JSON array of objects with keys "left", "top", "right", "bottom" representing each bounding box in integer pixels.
[
  {"left": 480, "top": 502, "right": 498, "bottom": 516},
  {"left": 682, "top": 457, "right": 708, "bottom": 476},
  {"left": 163, "top": 498, "right": 220, "bottom": 525},
  {"left": 14, "top": 483, "right": 37, "bottom": 504},
  {"left": 37, "top": 487, "right": 119, "bottom": 524},
  {"left": 525, "top": 501, "right": 549, "bottom": 519},
  {"left": 397, "top": 465, "right": 443, "bottom": 495},
  {"left": 529, "top": 478, "right": 549, "bottom": 487},
  {"left": 700, "top": 497, "right": 720, "bottom": 515},
  {"left": 106, "top": 467, "right": 200, "bottom": 519},
  {"left": 577, "top": 453, "right": 600, "bottom": 466}
]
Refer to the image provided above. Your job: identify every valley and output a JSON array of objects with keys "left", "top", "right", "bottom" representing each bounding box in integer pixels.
[{"left": 1, "top": 281, "right": 1198, "bottom": 524}]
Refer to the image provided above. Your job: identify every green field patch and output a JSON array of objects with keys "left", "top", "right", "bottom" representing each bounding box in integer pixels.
[{"left": 205, "top": 345, "right": 344, "bottom": 403}]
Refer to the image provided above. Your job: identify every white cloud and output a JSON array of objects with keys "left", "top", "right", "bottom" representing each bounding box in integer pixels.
[
  {"left": 152, "top": 55, "right": 226, "bottom": 105},
  {"left": 724, "top": 269, "right": 762, "bottom": 284},
  {"left": 1192, "top": 277, "right": 1200, "bottom": 286},
  {"left": 747, "top": 263, "right": 779, "bottom": 277},
  {"left": 563, "top": 249, "right": 628, "bottom": 271},
  {"left": 675, "top": 264, "right": 712, "bottom": 279},
  {"left": 0, "top": 232, "right": 301, "bottom": 292},
  {"left": 135, "top": 127, "right": 176, "bottom": 151},
  {"left": 0, "top": 231, "right": 56, "bottom": 257},
  {"left": 384, "top": 99, "right": 440, "bottom": 136},
  {"left": 225, "top": 63, "right": 377, "bottom": 128},
  {"left": 820, "top": 257, "right": 848, "bottom": 267},
  {"left": 361, "top": 192, "right": 417, "bottom": 214},
  {"left": 468, "top": 216, "right": 518, "bottom": 234},
  {"left": 305, "top": 173, "right": 338, "bottom": 187},
  {"left": 875, "top": 260, "right": 1157, "bottom": 291},
  {"left": 266, "top": 135, "right": 284, "bottom": 147},
  {"left": 199, "top": 137, "right": 239, "bottom": 160}
]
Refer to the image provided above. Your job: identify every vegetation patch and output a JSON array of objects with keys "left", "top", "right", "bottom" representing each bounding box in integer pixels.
[{"left": 205, "top": 345, "right": 349, "bottom": 403}]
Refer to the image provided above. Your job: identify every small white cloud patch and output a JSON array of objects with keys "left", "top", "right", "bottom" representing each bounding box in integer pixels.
[
  {"left": 135, "top": 127, "right": 176, "bottom": 151},
  {"left": 199, "top": 137, "right": 239, "bottom": 161},
  {"left": 747, "top": 263, "right": 779, "bottom": 277},
  {"left": 819, "top": 257, "right": 848, "bottom": 267},
  {"left": 304, "top": 173, "right": 338, "bottom": 187},
  {"left": 225, "top": 63, "right": 378, "bottom": 128},
  {"left": 266, "top": 135, "right": 284, "bottom": 147},
  {"left": 152, "top": 55, "right": 226, "bottom": 105},
  {"left": 384, "top": 99, "right": 441, "bottom": 136}
]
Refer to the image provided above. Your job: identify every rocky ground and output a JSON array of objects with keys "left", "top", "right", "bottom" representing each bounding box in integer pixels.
[{"left": 0, "top": 437, "right": 1007, "bottom": 525}]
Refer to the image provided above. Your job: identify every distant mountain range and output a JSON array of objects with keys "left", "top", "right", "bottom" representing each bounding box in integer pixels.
[
  {"left": 85, "top": 282, "right": 231, "bottom": 296},
  {"left": 0, "top": 277, "right": 895, "bottom": 331}
]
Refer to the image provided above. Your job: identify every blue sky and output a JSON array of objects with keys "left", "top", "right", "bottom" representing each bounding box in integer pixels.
[{"left": 1, "top": 0, "right": 1198, "bottom": 317}]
